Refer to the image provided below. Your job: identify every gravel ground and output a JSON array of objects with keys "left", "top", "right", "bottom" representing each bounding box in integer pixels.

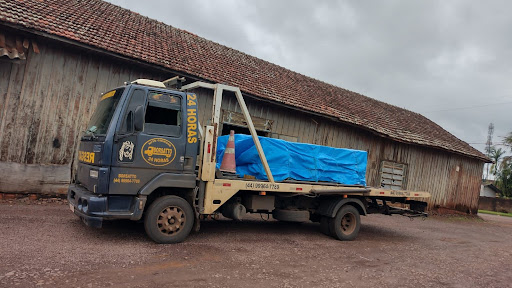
[{"left": 1, "top": 199, "right": 512, "bottom": 288}]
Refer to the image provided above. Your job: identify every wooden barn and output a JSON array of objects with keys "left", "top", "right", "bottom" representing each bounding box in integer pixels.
[{"left": 0, "top": 0, "right": 489, "bottom": 213}]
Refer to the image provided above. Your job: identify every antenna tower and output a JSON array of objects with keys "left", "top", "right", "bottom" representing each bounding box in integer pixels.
[{"left": 484, "top": 123, "right": 494, "bottom": 180}]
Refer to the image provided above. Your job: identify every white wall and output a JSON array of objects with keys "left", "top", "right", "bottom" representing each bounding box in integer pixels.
[{"left": 480, "top": 185, "right": 497, "bottom": 197}]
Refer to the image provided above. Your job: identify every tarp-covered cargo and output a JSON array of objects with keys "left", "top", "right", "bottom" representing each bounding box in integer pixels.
[{"left": 216, "top": 135, "right": 367, "bottom": 185}]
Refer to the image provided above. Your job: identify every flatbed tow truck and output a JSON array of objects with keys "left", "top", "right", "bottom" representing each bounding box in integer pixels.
[{"left": 68, "top": 78, "right": 430, "bottom": 243}]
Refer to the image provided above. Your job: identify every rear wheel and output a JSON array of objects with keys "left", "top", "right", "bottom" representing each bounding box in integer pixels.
[
  {"left": 329, "top": 205, "right": 360, "bottom": 241},
  {"left": 144, "top": 195, "right": 194, "bottom": 244}
]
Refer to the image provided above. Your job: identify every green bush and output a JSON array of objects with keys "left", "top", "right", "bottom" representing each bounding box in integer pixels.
[{"left": 496, "top": 161, "right": 512, "bottom": 197}]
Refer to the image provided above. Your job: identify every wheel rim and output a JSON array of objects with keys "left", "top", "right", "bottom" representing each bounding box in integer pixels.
[
  {"left": 340, "top": 212, "right": 356, "bottom": 235},
  {"left": 157, "top": 206, "right": 186, "bottom": 235}
]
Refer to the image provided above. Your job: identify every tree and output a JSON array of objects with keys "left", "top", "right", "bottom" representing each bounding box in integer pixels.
[
  {"left": 496, "top": 156, "right": 512, "bottom": 198},
  {"left": 490, "top": 132, "right": 512, "bottom": 197},
  {"left": 505, "top": 132, "right": 512, "bottom": 151},
  {"left": 489, "top": 147, "right": 506, "bottom": 176}
]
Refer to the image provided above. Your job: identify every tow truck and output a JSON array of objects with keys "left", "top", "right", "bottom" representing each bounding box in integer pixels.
[{"left": 68, "top": 78, "right": 429, "bottom": 243}]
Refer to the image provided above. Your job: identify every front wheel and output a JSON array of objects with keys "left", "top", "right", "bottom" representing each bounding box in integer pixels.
[
  {"left": 144, "top": 195, "right": 194, "bottom": 244},
  {"left": 329, "top": 205, "right": 360, "bottom": 241}
]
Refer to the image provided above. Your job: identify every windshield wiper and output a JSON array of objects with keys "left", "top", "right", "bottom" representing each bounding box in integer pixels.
[{"left": 82, "top": 128, "right": 98, "bottom": 141}]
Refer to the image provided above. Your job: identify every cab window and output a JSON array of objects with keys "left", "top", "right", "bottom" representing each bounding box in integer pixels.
[
  {"left": 86, "top": 88, "right": 124, "bottom": 135},
  {"left": 120, "top": 89, "right": 145, "bottom": 133},
  {"left": 144, "top": 92, "right": 181, "bottom": 137}
]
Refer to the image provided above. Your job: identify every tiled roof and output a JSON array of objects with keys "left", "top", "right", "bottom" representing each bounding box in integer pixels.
[{"left": 0, "top": 0, "right": 488, "bottom": 161}]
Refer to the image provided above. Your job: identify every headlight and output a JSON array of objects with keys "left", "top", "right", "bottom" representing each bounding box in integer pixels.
[{"left": 90, "top": 170, "right": 99, "bottom": 179}]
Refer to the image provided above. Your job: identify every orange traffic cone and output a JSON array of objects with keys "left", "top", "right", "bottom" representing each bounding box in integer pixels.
[{"left": 220, "top": 130, "right": 236, "bottom": 173}]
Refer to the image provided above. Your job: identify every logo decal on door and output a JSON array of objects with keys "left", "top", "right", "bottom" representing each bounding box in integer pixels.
[
  {"left": 141, "top": 138, "right": 176, "bottom": 166},
  {"left": 119, "top": 141, "right": 135, "bottom": 162}
]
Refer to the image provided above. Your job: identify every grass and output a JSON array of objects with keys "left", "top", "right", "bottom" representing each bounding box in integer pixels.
[{"left": 478, "top": 210, "right": 512, "bottom": 218}]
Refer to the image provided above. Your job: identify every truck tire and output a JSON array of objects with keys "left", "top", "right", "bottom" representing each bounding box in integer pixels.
[
  {"left": 272, "top": 209, "right": 310, "bottom": 222},
  {"left": 329, "top": 205, "right": 360, "bottom": 241},
  {"left": 144, "top": 195, "right": 194, "bottom": 244},
  {"left": 320, "top": 216, "right": 332, "bottom": 236}
]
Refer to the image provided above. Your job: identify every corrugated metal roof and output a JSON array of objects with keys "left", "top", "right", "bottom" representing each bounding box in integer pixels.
[
  {"left": 0, "top": 0, "right": 489, "bottom": 161},
  {"left": 0, "top": 31, "right": 38, "bottom": 60}
]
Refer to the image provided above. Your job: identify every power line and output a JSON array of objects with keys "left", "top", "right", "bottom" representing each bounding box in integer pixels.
[
  {"left": 467, "top": 135, "right": 511, "bottom": 145},
  {"left": 467, "top": 142, "right": 508, "bottom": 145},
  {"left": 422, "top": 100, "right": 512, "bottom": 113}
]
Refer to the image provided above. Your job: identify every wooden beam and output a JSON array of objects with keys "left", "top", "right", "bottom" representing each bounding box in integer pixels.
[{"left": 230, "top": 86, "right": 274, "bottom": 183}]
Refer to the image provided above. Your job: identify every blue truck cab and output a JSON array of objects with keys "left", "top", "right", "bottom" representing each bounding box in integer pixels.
[{"left": 68, "top": 79, "right": 200, "bottom": 243}]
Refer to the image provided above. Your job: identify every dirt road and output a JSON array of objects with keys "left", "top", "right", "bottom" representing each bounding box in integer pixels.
[{"left": 1, "top": 199, "right": 511, "bottom": 287}]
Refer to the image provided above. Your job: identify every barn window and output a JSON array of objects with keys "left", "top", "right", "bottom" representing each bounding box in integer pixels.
[
  {"left": 379, "top": 161, "right": 407, "bottom": 190},
  {"left": 222, "top": 123, "right": 269, "bottom": 136},
  {"left": 221, "top": 110, "right": 272, "bottom": 136}
]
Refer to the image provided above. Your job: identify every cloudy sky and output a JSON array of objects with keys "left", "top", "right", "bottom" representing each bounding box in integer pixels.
[{"left": 109, "top": 0, "right": 511, "bottom": 155}]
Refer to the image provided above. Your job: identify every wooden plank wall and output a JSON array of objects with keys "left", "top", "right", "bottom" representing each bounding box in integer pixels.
[
  {"left": 0, "top": 39, "right": 162, "bottom": 193},
  {"left": 195, "top": 88, "right": 484, "bottom": 213},
  {"left": 0, "top": 37, "right": 484, "bottom": 212}
]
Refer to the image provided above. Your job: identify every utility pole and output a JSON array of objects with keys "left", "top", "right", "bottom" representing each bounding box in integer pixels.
[{"left": 485, "top": 123, "right": 494, "bottom": 180}]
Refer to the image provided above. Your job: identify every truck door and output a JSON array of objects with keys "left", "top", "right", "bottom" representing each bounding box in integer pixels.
[
  {"left": 139, "top": 90, "right": 185, "bottom": 171},
  {"left": 109, "top": 88, "right": 186, "bottom": 195}
]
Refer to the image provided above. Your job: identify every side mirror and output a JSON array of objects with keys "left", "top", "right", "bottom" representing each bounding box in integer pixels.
[{"left": 134, "top": 105, "right": 144, "bottom": 132}]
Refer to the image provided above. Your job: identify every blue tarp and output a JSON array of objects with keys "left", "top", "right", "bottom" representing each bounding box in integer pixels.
[{"left": 216, "top": 135, "right": 367, "bottom": 185}]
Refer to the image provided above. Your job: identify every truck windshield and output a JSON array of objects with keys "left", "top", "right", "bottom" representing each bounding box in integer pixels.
[{"left": 85, "top": 88, "right": 124, "bottom": 135}]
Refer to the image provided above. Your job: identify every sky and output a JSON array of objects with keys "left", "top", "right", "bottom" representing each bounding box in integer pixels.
[{"left": 109, "top": 0, "right": 511, "bottom": 156}]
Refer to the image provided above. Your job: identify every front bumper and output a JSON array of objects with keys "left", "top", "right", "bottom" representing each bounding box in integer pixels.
[{"left": 67, "top": 184, "right": 146, "bottom": 228}]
